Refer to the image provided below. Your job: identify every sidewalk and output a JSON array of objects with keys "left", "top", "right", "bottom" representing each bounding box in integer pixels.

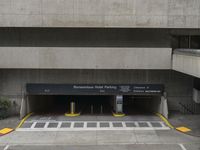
[
  {"left": 169, "top": 111, "right": 200, "bottom": 137},
  {"left": 0, "top": 116, "right": 20, "bottom": 129}
]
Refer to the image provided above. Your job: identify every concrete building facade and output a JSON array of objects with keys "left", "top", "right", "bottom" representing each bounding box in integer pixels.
[{"left": 0, "top": 0, "right": 200, "bottom": 117}]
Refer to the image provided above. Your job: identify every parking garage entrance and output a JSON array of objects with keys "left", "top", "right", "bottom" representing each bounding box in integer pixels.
[{"left": 20, "top": 84, "right": 168, "bottom": 119}]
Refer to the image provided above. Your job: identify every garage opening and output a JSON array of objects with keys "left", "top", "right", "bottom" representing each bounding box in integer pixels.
[
  {"left": 20, "top": 84, "right": 168, "bottom": 118},
  {"left": 124, "top": 95, "right": 162, "bottom": 115},
  {"left": 26, "top": 95, "right": 113, "bottom": 115}
]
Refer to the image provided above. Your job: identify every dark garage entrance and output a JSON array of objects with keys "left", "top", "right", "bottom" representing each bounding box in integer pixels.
[
  {"left": 27, "top": 95, "right": 113, "bottom": 115},
  {"left": 20, "top": 84, "right": 167, "bottom": 118}
]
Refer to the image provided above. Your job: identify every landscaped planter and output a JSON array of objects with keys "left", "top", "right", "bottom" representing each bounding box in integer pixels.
[
  {"left": 0, "top": 107, "right": 9, "bottom": 119},
  {"left": 0, "top": 97, "right": 11, "bottom": 119}
]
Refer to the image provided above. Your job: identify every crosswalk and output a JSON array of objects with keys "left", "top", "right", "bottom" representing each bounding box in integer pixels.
[{"left": 16, "top": 121, "right": 170, "bottom": 131}]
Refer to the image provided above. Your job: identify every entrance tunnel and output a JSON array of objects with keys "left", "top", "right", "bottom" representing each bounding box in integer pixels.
[
  {"left": 20, "top": 84, "right": 168, "bottom": 118},
  {"left": 27, "top": 95, "right": 113, "bottom": 115},
  {"left": 24, "top": 94, "right": 166, "bottom": 117}
]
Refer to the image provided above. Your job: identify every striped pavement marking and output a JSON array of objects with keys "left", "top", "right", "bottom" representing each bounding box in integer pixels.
[{"left": 16, "top": 121, "right": 170, "bottom": 131}]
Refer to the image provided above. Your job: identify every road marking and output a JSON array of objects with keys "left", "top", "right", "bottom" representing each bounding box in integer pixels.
[
  {"left": 30, "top": 122, "right": 37, "bottom": 129},
  {"left": 3, "top": 145, "right": 9, "bottom": 150},
  {"left": 16, "top": 121, "right": 170, "bottom": 131},
  {"left": 44, "top": 122, "right": 49, "bottom": 129},
  {"left": 122, "top": 122, "right": 126, "bottom": 128},
  {"left": 109, "top": 122, "right": 113, "bottom": 128},
  {"left": 57, "top": 122, "right": 62, "bottom": 128},
  {"left": 179, "top": 144, "right": 187, "bottom": 150},
  {"left": 147, "top": 122, "right": 153, "bottom": 127}
]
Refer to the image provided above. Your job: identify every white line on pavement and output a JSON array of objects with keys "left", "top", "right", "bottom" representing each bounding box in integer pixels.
[
  {"left": 3, "top": 145, "right": 9, "bottom": 150},
  {"left": 179, "top": 144, "right": 187, "bottom": 150}
]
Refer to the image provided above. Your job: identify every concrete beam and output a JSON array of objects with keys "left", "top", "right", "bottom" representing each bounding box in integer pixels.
[
  {"left": 0, "top": 0, "right": 199, "bottom": 28},
  {"left": 0, "top": 47, "right": 172, "bottom": 69}
]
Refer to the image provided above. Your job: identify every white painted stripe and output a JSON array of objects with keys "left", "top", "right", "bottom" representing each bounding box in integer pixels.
[
  {"left": 19, "top": 121, "right": 170, "bottom": 131},
  {"left": 83, "top": 122, "right": 87, "bottom": 128},
  {"left": 160, "top": 122, "right": 167, "bottom": 127},
  {"left": 44, "top": 122, "right": 49, "bottom": 129},
  {"left": 3, "top": 145, "right": 9, "bottom": 150},
  {"left": 147, "top": 122, "right": 153, "bottom": 127},
  {"left": 122, "top": 122, "right": 126, "bottom": 128},
  {"left": 135, "top": 122, "right": 139, "bottom": 127},
  {"left": 70, "top": 122, "right": 74, "bottom": 128},
  {"left": 97, "top": 122, "right": 100, "bottom": 128},
  {"left": 30, "top": 122, "right": 37, "bottom": 129},
  {"left": 57, "top": 122, "right": 62, "bottom": 128},
  {"left": 179, "top": 144, "right": 187, "bottom": 150},
  {"left": 109, "top": 122, "right": 113, "bottom": 128}
]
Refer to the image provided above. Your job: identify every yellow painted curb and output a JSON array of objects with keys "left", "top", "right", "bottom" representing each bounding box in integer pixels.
[
  {"left": 64, "top": 113, "right": 80, "bottom": 117},
  {"left": 0, "top": 128, "right": 13, "bottom": 135},
  {"left": 176, "top": 126, "right": 191, "bottom": 132},
  {"left": 155, "top": 113, "right": 174, "bottom": 129},
  {"left": 112, "top": 112, "right": 125, "bottom": 117},
  {"left": 16, "top": 112, "right": 33, "bottom": 129}
]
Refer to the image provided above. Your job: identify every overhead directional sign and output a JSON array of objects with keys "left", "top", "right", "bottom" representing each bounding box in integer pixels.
[{"left": 26, "top": 84, "right": 164, "bottom": 95}]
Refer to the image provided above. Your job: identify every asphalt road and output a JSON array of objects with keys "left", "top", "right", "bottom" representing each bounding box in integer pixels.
[{"left": 2, "top": 144, "right": 199, "bottom": 150}]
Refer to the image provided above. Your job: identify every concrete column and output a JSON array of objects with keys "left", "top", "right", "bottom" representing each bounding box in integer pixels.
[
  {"left": 20, "top": 96, "right": 27, "bottom": 119},
  {"left": 158, "top": 94, "right": 168, "bottom": 119}
]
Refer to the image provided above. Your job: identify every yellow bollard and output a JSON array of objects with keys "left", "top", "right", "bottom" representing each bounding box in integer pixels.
[{"left": 65, "top": 101, "right": 80, "bottom": 117}]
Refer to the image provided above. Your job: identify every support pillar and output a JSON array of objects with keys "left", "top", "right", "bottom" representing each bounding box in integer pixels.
[{"left": 157, "top": 92, "right": 168, "bottom": 119}]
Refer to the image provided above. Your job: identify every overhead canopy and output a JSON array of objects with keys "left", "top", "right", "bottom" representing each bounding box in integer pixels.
[{"left": 26, "top": 84, "right": 164, "bottom": 96}]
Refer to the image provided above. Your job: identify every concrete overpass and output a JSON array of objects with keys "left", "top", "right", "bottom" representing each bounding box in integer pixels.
[{"left": 173, "top": 49, "right": 200, "bottom": 78}]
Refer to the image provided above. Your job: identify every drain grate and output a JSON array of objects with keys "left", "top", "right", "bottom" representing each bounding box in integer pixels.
[
  {"left": 74, "top": 123, "right": 84, "bottom": 128},
  {"left": 21, "top": 122, "right": 33, "bottom": 128},
  {"left": 35, "top": 123, "right": 45, "bottom": 128},
  {"left": 60, "top": 123, "right": 71, "bottom": 128},
  {"left": 87, "top": 123, "right": 97, "bottom": 128},
  {"left": 138, "top": 122, "right": 149, "bottom": 127},
  {"left": 113, "top": 122, "right": 123, "bottom": 127},
  {"left": 100, "top": 123, "right": 109, "bottom": 128},
  {"left": 48, "top": 123, "right": 58, "bottom": 128},
  {"left": 151, "top": 122, "right": 162, "bottom": 127},
  {"left": 125, "top": 123, "right": 136, "bottom": 127}
]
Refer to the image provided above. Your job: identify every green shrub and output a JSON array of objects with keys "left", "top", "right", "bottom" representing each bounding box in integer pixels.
[{"left": 0, "top": 97, "right": 11, "bottom": 119}]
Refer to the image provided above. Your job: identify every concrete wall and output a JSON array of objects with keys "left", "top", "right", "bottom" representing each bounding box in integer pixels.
[
  {"left": 0, "top": 47, "right": 172, "bottom": 69},
  {"left": 0, "top": 0, "right": 199, "bottom": 28},
  {"left": 0, "top": 69, "right": 193, "bottom": 114},
  {"left": 173, "top": 54, "right": 200, "bottom": 78}
]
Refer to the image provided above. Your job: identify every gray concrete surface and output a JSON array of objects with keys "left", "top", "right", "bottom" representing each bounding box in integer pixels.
[
  {"left": 0, "top": 47, "right": 172, "bottom": 69},
  {"left": 1, "top": 114, "right": 200, "bottom": 150},
  {"left": 2, "top": 144, "right": 188, "bottom": 150},
  {"left": 0, "top": 116, "right": 20, "bottom": 129},
  {"left": 0, "top": 146, "right": 5, "bottom": 150},
  {"left": 169, "top": 112, "right": 200, "bottom": 137},
  {"left": 26, "top": 114, "right": 161, "bottom": 122},
  {"left": 0, "top": 129, "right": 199, "bottom": 145},
  {"left": 0, "top": 0, "right": 200, "bottom": 28},
  {"left": 0, "top": 144, "right": 194, "bottom": 150},
  {"left": 173, "top": 53, "right": 200, "bottom": 78}
]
